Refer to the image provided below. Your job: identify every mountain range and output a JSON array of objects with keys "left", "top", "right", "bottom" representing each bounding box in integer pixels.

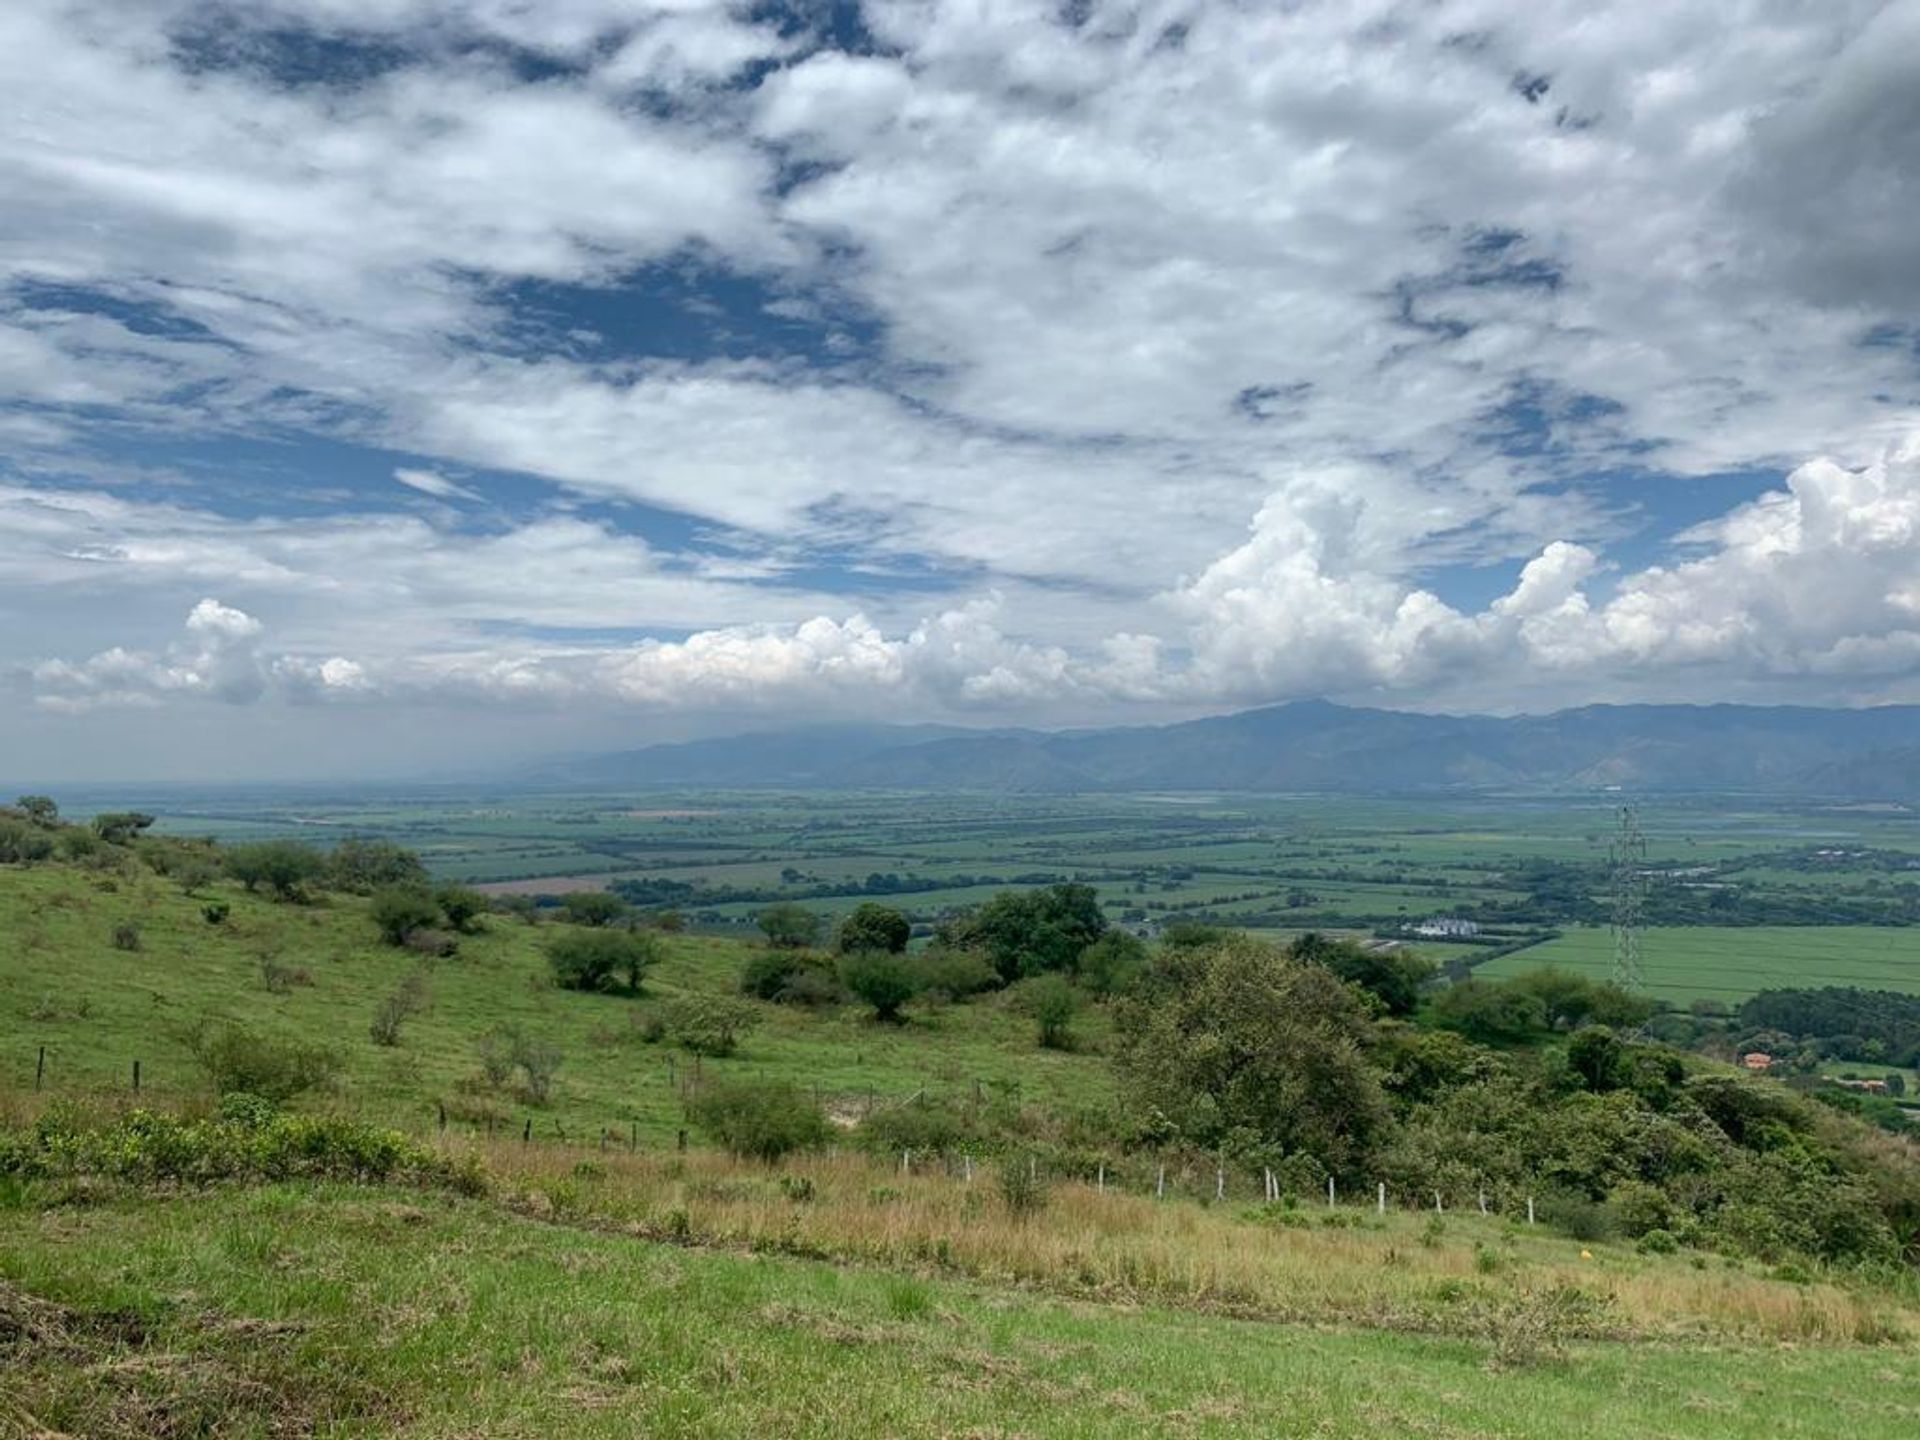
[{"left": 545, "top": 701, "right": 1920, "bottom": 798}]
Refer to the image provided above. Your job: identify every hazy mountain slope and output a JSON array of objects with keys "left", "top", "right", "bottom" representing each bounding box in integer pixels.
[{"left": 552, "top": 702, "right": 1920, "bottom": 796}]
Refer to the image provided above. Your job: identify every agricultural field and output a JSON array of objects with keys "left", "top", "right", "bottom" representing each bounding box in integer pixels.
[
  {"left": 1482, "top": 926, "right": 1920, "bottom": 1003},
  {"left": 71, "top": 784, "right": 1917, "bottom": 1000}
]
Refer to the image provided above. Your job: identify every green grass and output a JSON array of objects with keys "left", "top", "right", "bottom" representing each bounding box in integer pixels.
[
  {"left": 0, "top": 864, "right": 1112, "bottom": 1143},
  {"left": 1481, "top": 925, "right": 1920, "bottom": 1002},
  {"left": 5, "top": 1182, "right": 1918, "bottom": 1438}
]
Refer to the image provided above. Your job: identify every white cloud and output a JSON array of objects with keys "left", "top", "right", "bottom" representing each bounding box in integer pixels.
[
  {"left": 393, "top": 467, "right": 481, "bottom": 502},
  {"left": 6, "top": 1, "right": 1920, "bottom": 767}
]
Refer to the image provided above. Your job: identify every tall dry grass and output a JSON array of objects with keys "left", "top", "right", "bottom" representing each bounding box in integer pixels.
[{"left": 465, "top": 1139, "right": 1917, "bottom": 1347}]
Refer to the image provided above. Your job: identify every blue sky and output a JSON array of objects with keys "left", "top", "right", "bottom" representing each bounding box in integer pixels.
[{"left": 3, "top": 0, "right": 1920, "bottom": 779}]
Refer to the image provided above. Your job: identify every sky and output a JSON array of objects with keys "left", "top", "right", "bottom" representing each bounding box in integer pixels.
[{"left": 3, "top": 0, "right": 1920, "bottom": 781}]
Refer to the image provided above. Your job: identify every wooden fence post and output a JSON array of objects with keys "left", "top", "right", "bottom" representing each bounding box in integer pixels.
[
  {"left": 35, "top": 1045, "right": 45, "bottom": 1091},
  {"left": 132, "top": 1059, "right": 141, "bottom": 1093},
  {"left": 1527, "top": 1196, "right": 1536, "bottom": 1225},
  {"left": 1156, "top": 1164, "right": 1165, "bottom": 1200},
  {"left": 522, "top": 1118, "right": 532, "bottom": 1145},
  {"left": 1327, "top": 1175, "right": 1335, "bottom": 1208},
  {"left": 1377, "top": 1182, "right": 1386, "bottom": 1214}
]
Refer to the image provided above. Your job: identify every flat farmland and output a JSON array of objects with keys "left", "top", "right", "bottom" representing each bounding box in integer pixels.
[{"left": 1481, "top": 925, "right": 1920, "bottom": 1002}]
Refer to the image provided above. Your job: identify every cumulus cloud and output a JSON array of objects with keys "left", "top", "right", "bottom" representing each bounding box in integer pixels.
[{"left": 25, "top": 434, "right": 1920, "bottom": 720}]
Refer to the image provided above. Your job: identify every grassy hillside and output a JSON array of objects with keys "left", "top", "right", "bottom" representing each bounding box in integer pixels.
[
  {"left": 0, "top": 863, "right": 1112, "bottom": 1142},
  {"left": 6, "top": 1151, "right": 1920, "bottom": 1438}
]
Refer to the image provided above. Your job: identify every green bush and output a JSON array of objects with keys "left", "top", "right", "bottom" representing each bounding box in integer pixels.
[
  {"left": 435, "top": 884, "right": 489, "bottom": 934},
  {"left": 836, "top": 901, "right": 910, "bottom": 954},
  {"left": 224, "top": 840, "right": 326, "bottom": 901},
  {"left": 559, "top": 891, "right": 628, "bottom": 927},
  {"left": 326, "top": 838, "right": 428, "bottom": 893},
  {"left": 371, "top": 885, "right": 442, "bottom": 946},
  {"left": 186, "top": 1020, "right": 341, "bottom": 1103},
  {"left": 757, "top": 902, "right": 821, "bottom": 949},
  {"left": 914, "top": 946, "right": 998, "bottom": 1001},
  {"left": 547, "top": 928, "right": 660, "bottom": 993},
  {"left": 740, "top": 948, "right": 837, "bottom": 1003},
  {"left": 110, "top": 920, "right": 141, "bottom": 952},
  {"left": 691, "top": 1080, "right": 829, "bottom": 1163},
  {"left": 663, "top": 995, "right": 760, "bottom": 1057},
  {"left": 202, "top": 900, "right": 231, "bottom": 925},
  {"left": 1, "top": 1106, "right": 477, "bottom": 1193},
  {"left": 1020, "top": 974, "right": 1080, "bottom": 1050},
  {"left": 840, "top": 949, "right": 920, "bottom": 1021}
]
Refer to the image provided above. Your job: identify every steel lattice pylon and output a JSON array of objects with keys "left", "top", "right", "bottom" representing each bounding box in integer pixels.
[{"left": 1610, "top": 804, "right": 1647, "bottom": 994}]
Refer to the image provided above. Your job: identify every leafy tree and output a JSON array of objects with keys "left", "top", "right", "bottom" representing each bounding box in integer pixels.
[
  {"left": 1567, "top": 1026, "right": 1626, "bottom": 1092},
  {"left": 1430, "top": 979, "right": 1550, "bottom": 1043},
  {"left": 91, "top": 811, "right": 155, "bottom": 845},
  {"left": 840, "top": 949, "right": 920, "bottom": 1021},
  {"left": 741, "top": 948, "right": 836, "bottom": 1003},
  {"left": 225, "top": 840, "right": 326, "bottom": 901},
  {"left": 434, "top": 883, "right": 489, "bottom": 934},
  {"left": 370, "top": 886, "right": 442, "bottom": 946},
  {"left": 14, "top": 795, "right": 58, "bottom": 827},
  {"left": 950, "top": 883, "right": 1107, "bottom": 982},
  {"left": 1022, "top": 974, "right": 1080, "bottom": 1049},
  {"left": 1075, "top": 930, "right": 1147, "bottom": 997},
  {"left": 1508, "top": 967, "right": 1652, "bottom": 1031},
  {"left": 547, "top": 927, "right": 658, "bottom": 993},
  {"left": 370, "top": 971, "right": 429, "bottom": 1047},
  {"left": 664, "top": 994, "right": 760, "bottom": 1056},
  {"left": 836, "top": 901, "right": 910, "bottom": 954},
  {"left": 758, "top": 902, "right": 821, "bottom": 949},
  {"left": 1114, "top": 934, "right": 1389, "bottom": 1177},
  {"left": 691, "top": 1079, "right": 829, "bottom": 1162},
  {"left": 327, "top": 838, "right": 427, "bottom": 893},
  {"left": 1291, "top": 932, "right": 1433, "bottom": 1017},
  {"left": 560, "top": 891, "right": 628, "bottom": 928}
]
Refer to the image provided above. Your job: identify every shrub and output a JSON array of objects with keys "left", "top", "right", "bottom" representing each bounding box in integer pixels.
[
  {"left": 370, "top": 972, "right": 429, "bottom": 1047},
  {"left": 837, "top": 901, "right": 910, "bottom": 954},
  {"left": 110, "top": 921, "right": 141, "bottom": 952},
  {"left": 435, "top": 884, "right": 489, "bottom": 934},
  {"left": 326, "top": 838, "right": 427, "bottom": 893},
  {"left": 186, "top": 1021, "right": 341, "bottom": 1103},
  {"left": 691, "top": 1079, "right": 829, "bottom": 1162},
  {"left": 482, "top": 1028, "right": 565, "bottom": 1104},
  {"left": 758, "top": 902, "right": 821, "bottom": 949},
  {"left": 997, "top": 1155, "right": 1048, "bottom": 1216},
  {"left": 663, "top": 994, "right": 760, "bottom": 1057},
  {"left": 202, "top": 900, "right": 231, "bottom": 925},
  {"left": 1637, "top": 1228, "right": 1679, "bottom": 1256},
  {"left": 371, "top": 885, "right": 442, "bottom": 946},
  {"left": 547, "top": 928, "right": 660, "bottom": 993},
  {"left": 1536, "top": 1190, "right": 1618, "bottom": 1244},
  {"left": 259, "top": 956, "right": 311, "bottom": 994},
  {"left": 1021, "top": 973, "right": 1079, "bottom": 1049},
  {"left": 841, "top": 949, "right": 920, "bottom": 1021},
  {"left": 225, "top": 840, "right": 327, "bottom": 901},
  {"left": 559, "top": 891, "right": 628, "bottom": 927},
  {"left": 172, "top": 856, "right": 221, "bottom": 895},
  {"left": 404, "top": 927, "right": 459, "bottom": 958},
  {"left": 1076, "top": 930, "right": 1147, "bottom": 998},
  {"left": 91, "top": 811, "right": 156, "bottom": 845},
  {"left": 0, "top": 819, "right": 56, "bottom": 865},
  {"left": 475, "top": 1027, "right": 518, "bottom": 1087},
  {"left": 1, "top": 1106, "right": 470, "bottom": 1192},
  {"left": 741, "top": 948, "right": 839, "bottom": 1004},
  {"left": 915, "top": 946, "right": 998, "bottom": 1001}
]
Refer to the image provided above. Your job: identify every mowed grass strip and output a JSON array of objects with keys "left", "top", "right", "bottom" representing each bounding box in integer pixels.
[
  {"left": 1482, "top": 926, "right": 1920, "bottom": 1002},
  {"left": 5, "top": 1183, "right": 1919, "bottom": 1439}
]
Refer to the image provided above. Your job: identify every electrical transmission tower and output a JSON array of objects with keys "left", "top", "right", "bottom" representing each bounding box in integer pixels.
[{"left": 1610, "top": 804, "right": 1647, "bottom": 994}]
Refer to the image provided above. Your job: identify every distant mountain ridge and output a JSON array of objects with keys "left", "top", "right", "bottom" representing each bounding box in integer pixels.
[{"left": 546, "top": 702, "right": 1920, "bottom": 798}]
